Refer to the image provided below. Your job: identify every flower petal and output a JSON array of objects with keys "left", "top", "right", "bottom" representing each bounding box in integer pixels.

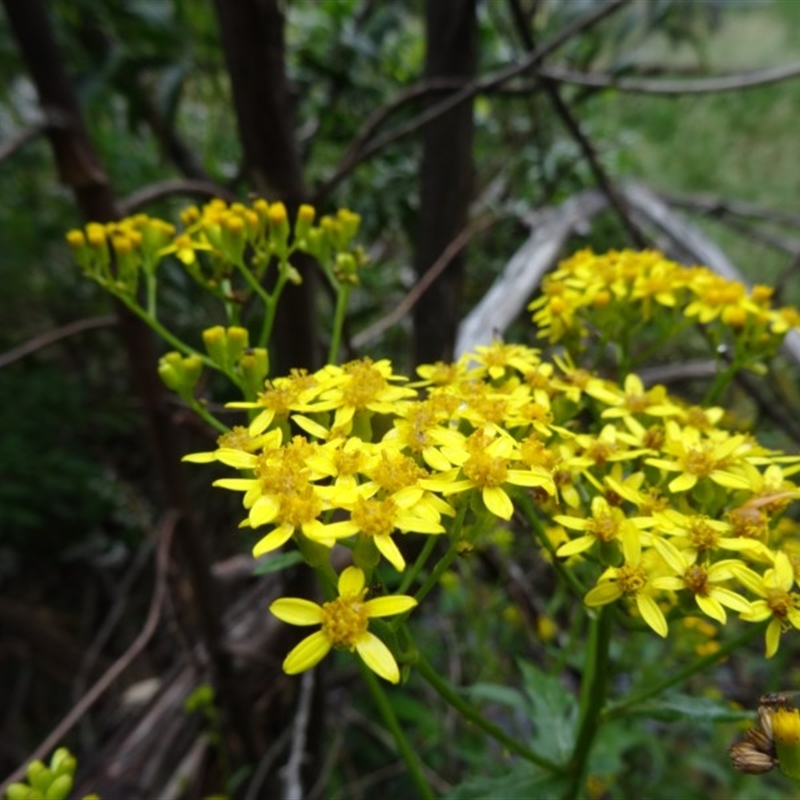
[
  {"left": 252, "top": 524, "right": 294, "bottom": 558},
  {"left": 365, "top": 595, "right": 418, "bottom": 618},
  {"left": 636, "top": 594, "right": 668, "bottom": 638},
  {"left": 584, "top": 581, "right": 623, "bottom": 606},
  {"left": 374, "top": 534, "right": 406, "bottom": 572},
  {"left": 283, "top": 631, "right": 332, "bottom": 674},
  {"left": 355, "top": 632, "right": 400, "bottom": 683},
  {"left": 338, "top": 566, "right": 365, "bottom": 597},
  {"left": 250, "top": 495, "right": 280, "bottom": 528},
  {"left": 270, "top": 598, "right": 324, "bottom": 625},
  {"left": 483, "top": 486, "right": 513, "bottom": 520}
]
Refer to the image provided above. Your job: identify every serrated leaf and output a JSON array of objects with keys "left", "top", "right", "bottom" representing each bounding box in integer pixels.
[
  {"left": 463, "top": 682, "right": 529, "bottom": 711},
  {"left": 518, "top": 661, "right": 578, "bottom": 764},
  {"left": 445, "top": 763, "right": 568, "bottom": 800},
  {"left": 622, "top": 693, "right": 749, "bottom": 723}
]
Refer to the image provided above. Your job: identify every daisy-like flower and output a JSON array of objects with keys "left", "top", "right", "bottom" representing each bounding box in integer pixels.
[
  {"left": 460, "top": 341, "right": 542, "bottom": 380},
  {"left": 584, "top": 530, "right": 668, "bottom": 637},
  {"left": 586, "top": 373, "right": 680, "bottom": 421},
  {"left": 645, "top": 420, "right": 753, "bottom": 493},
  {"left": 313, "top": 493, "right": 446, "bottom": 572},
  {"left": 734, "top": 552, "right": 800, "bottom": 657},
  {"left": 227, "top": 369, "right": 326, "bottom": 436},
  {"left": 554, "top": 495, "right": 652, "bottom": 558},
  {"left": 269, "top": 566, "right": 417, "bottom": 683},
  {"left": 310, "top": 358, "right": 418, "bottom": 428},
  {"left": 421, "top": 427, "right": 555, "bottom": 520},
  {"left": 650, "top": 537, "right": 752, "bottom": 624}
]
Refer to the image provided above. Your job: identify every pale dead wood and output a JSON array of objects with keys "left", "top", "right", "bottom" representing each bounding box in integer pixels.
[{"left": 455, "top": 189, "right": 607, "bottom": 356}]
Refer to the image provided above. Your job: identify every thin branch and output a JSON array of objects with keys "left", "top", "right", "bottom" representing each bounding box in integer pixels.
[
  {"left": 0, "top": 315, "right": 116, "bottom": 369},
  {"left": 0, "top": 511, "right": 177, "bottom": 796},
  {"left": 281, "top": 670, "right": 315, "bottom": 800},
  {"left": 314, "top": 0, "right": 629, "bottom": 200},
  {"left": 0, "top": 122, "right": 46, "bottom": 164},
  {"left": 120, "top": 179, "right": 237, "bottom": 215},
  {"left": 655, "top": 190, "right": 800, "bottom": 229},
  {"left": 332, "top": 76, "right": 466, "bottom": 180},
  {"left": 540, "top": 60, "right": 800, "bottom": 95},
  {"left": 352, "top": 213, "right": 497, "bottom": 350},
  {"left": 506, "top": 0, "right": 647, "bottom": 247}
]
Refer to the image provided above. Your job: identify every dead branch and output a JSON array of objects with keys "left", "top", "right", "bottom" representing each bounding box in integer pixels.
[
  {"left": 352, "top": 213, "right": 497, "bottom": 350},
  {"left": 315, "top": 0, "right": 629, "bottom": 200},
  {"left": 506, "top": 0, "right": 647, "bottom": 247},
  {"left": 654, "top": 190, "right": 800, "bottom": 229},
  {"left": 0, "top": 315, "right": 116, "bottom": 370},
  {"left": 120, "top": 179, "right": 237, "bottom": 215},
  {"left": 540, "top": 60, "right": 800, "bottom": 95},
  {"left": 0, "top": 512, "right": 177, "bottom": 797},
  {"left": 0, "top": 122, "right": 46, "bottom": 164},
  {"left": 455, "top": 189, "right": 607, "bottom": 356}
]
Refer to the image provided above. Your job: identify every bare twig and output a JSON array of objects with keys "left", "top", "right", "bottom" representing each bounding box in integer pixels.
[
  {"left": 540, "top": 60, "right": 800, "bottom": 95},
  {"left": 315, "top": 0, "right": 629, "bottom": 199},
  {"left": 352, "top": 213, "right": 497, "bottom": 350},
  {"left": 281, "top": 670, "right": 315, "bottom": 800},
  {"left": 0, "top": 511, "right": 178, "bottom": 796},
  {"left": 655, "top": 190, "right": 800, "bottom": 229},
  {"left": 120, "top": 179, "right": 237, "bottom": 214},
  {"left": 0, "top": 122, "right": 46, "bottom": 164},
  {"left": 455, "top": 189, "right": 608, "bottom": 356},
  {"left": 0, "top": 315, "right": 116, "bottom": 370},
  {"left": 506, "top": 0, "right": 647, "bottom": 247}
]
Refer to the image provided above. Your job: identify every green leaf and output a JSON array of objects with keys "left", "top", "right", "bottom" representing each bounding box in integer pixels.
[
  {"left": 518, "top": 661, "right": 578, "bottom": 764},
  {"left": 252, "top": 551, "right": 305, "bottom": 575},
  {"left": 622, "top": 693, "right": 749, "bottom": 723},
  {"left": 445, "top": 764, "right": 569, "bottom": 800}
]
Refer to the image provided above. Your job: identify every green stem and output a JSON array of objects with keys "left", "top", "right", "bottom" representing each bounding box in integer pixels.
[
  {"left": 603, "top": 622, "right": 765, "bottom": 721},
  {"left": 415, "top": 653, "right": 563, "bottom": 774},
  {"left": 516, "top": 492, "right": 586, "bottom": 598},
  {"left": 186, "top": 396, "right": 229, "bottom": 434},
  {"left": 114, "top": 291, "right": 215, "bottom": 368},
  {"left": 563, "top": 608, "right": 611, "bottom": 800},
  {"left": 236, "top": 258, "right": 273, "bottom": 309},
  {"left": 328, "top": 285, "right": 351, "bottom": 364},
  {"left": 359, "top": 660, "right": 436, "bottom": 800},
  {"left": 398, "top": 534, "right": 438, "bottom": 595},
  {"left": 145, "top": 271, "right": 157, "bottom": 318},
  {"left": 704, "top": 361, "right": 740, "bottom": 406},
  {"left": 259, "top": 266, "right": 291, "bottom": 349},
  {"left": 412, "top": 503, "right": 466, "bottom": 605}
]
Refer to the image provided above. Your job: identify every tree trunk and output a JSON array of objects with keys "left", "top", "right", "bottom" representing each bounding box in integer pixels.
[
  {"left": 2, "top": 0, "right": 254, "bottom": 765},
  {"left": 212, "top": 0, "right": 318, "bottom": 374},
  {"left": 413, "top": 0, "right": 477, "bottom": 365}
]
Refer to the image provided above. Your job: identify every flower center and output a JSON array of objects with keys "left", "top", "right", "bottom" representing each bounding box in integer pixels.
[
  {"left": 618, "top": 564, "right": 648, "bottom": 595},
  {"left": 463, "top": 452, "right": 508, "bottom": 488},
  {"left": 352, "top": 497, "right": 396, "bottom": 538},
  {"left": 321, "top": 594, "right": 369, "bottom": 648}
]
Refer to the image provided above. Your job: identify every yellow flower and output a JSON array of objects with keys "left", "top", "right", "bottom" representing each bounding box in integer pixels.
[
  {"left": 734, "top": 552, "right": 800, "bottom": 657},
  {"left": 584, "top": 531, "right": 668, "bottom": 637},
  {"left": 421, "top": 427, "right": 555, "bottom": 520},
  {"left": 269, "top": 566, "right": 417, "bottom": 683},
  {"left": 645, "top": 420, "right": 753, "bottom": 493},
  {"left": 650, "top": 537, "right": 752, "bottom": 624},
  {"left": 554, "top": 495, "right": 651, "bottom": 558},
  {"left": 311, "top": 358, "right": 417, "bottom": 427},
  {"left": 313, "top": 493, "right": 446, "bottom": 572}
]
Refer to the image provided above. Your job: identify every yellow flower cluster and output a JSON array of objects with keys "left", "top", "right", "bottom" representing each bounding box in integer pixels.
[
  {"left": 187, "top": 341, "right": 800, "bottom": 662},
  {"left": 66, "top": 199, "right": 366, "bottom": 296},
  {"left": 529, "top": 248, "right": 800, "bottom": 353}
]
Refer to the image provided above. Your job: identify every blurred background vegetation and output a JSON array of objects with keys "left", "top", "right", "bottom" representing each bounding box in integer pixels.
[{"left": 2, "top": 0, "right": 800, "bottom": 797}]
